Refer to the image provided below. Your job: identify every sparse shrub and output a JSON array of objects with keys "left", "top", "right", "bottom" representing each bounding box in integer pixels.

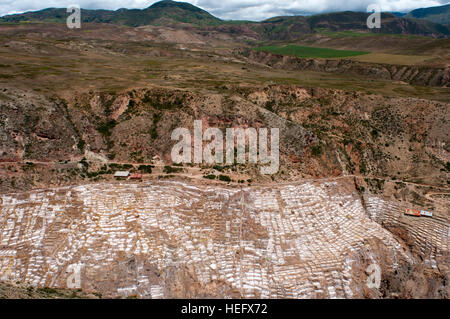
[
  {"left": 96, "top": 120, "right": 117, "bottom": 137},
  {"left": 371, "top": 129, "right": 379, "bottom": 138},
  {"left": 109, "top": 163, "right": 133, "bottom": 170},
  {"left": 138, "top": 165, "right": 154, "bottom": 174},
  {"left": 38, "top": 287, "right": 58, "bottom": 295},
  {"left": 311, "top": 145, "right": 323, "bottom": 157},
  {"left": 22, "top": 162, "right": 35, "bottom": 171},
  {"left": 149, "top": 112, "right": 161, "bottom": 139},
  {"left": 79, "top": 157, "right": 89, "bottom": 169},
  {"left": 163, "top": 166, "right": 182, "bottom": 174},
  {"left": 360, "top": 161, "right": 367, "bottom": 174},
  {"left": 218, "top": 175, "right": 231, "bottom": 182},
  {"left": 265, "top": 100, "right": 276, "bottom": 112}
]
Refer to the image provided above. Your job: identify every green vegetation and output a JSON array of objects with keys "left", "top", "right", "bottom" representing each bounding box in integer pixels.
[
  {"left": 371, "top": 129, "right": 379, "bottom": 139},
  {"left": 79, "top": 157, "right": 89, "bottom": 170},
  {"left": 203, "top": 174, "right": 217, "bottom": 180},
  {"left": 253, "top": 45, "right": 369, "bottom": 59},
  {"left": 218, "top": 175, "right": 231, "bottom": 182},
  {"left": 264, "top": 100, "right": 276, "bottom": 112},
  {"left": 212, "top": 165, "right": 224, "bottom": 172},
  {"left": 22, "top": 162, "right": 35, "bottom": 171},
  {"left": 163, "top": 165, "right": 183, "bottom": 174},
  {"left": 109, "top": 163, "right": 133, "bottom": 170},
  {"left": 360, "top": 160, "right": 367, "bottom": 174},
  {"left": 77, "top": 139, "right": 86, "bottom": 152},
  {"left": 311, "top": 145, "right": 323, "bottom": 157},
  {"left": 138, "top": 165, "right": 154, "bottom": 173},
  {"left": 0, "top": 1, "right": 225, "bottom": 27},
  {"left": 150, "top": 112, "right": 161, "bottom": 139},
  {"left": 130, "top": 150, "right": 144, "bottom": 163},
  {"left": 96, "top": 120, "right": 117, "bottom": 137}
]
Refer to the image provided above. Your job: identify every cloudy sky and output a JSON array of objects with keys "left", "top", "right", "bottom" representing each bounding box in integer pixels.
[{"left": 1, "top": 0, "right": 449, "bottom": 21}]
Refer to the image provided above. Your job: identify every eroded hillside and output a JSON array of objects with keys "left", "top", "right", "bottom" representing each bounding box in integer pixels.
[{"left": 0, "top": 85, "right": 448, "bottom": 192}]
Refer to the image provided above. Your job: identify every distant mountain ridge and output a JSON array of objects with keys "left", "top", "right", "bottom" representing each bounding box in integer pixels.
[
  {"left": 255, "top": 12, "right": 449, "bottom": 39},
  {"left": 0, "top": 1, "right": 223, "bottom": 26},
  {"left": 1, "top": 0, "right": 449, "bottom": 37},
  {"left": 405, "top": 3, "right": 450, "bottom": 25}
]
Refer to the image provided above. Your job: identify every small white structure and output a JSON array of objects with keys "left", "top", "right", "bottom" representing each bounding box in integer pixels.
[
  {"left": 421, "top": 210, "right": 433, "bottom": 217},
  {"left": 114, "top": 171, "right": 130, "bottom": 178}
]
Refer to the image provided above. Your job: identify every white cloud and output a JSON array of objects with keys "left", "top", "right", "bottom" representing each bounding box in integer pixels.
[{"left": 0, "top": 0, "right": 448, "bottom": 21}]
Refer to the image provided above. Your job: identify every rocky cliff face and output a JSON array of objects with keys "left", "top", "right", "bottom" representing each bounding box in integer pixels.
[{"left": 0, "top": 88, "right": 81, "bottom": 163}]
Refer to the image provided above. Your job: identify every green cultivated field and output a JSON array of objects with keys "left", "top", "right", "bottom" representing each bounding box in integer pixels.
[{"left": 253, "top": 45, "right": 369, "bottom": 58}]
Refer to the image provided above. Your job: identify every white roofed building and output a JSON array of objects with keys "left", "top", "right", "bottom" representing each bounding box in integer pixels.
[{"left": 114, "top": 171, "right": 130, "bottom": 178}]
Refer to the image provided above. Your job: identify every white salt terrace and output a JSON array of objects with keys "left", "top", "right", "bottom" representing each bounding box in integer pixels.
[{"left": 0, "top": 179, "right": 448, "bottom": 298}]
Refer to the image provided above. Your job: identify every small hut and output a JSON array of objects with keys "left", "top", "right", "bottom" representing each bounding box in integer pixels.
[{"left": 114, "top": 171, "right": 130, "bottom": 179}]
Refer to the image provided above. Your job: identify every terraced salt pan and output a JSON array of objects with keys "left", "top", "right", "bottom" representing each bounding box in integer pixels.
[
  {"left": 0, "top": 180, "right": 447, "bottom": 298},
  {"left": 365, "top": 196, "right": 449, "bottom": 272}
]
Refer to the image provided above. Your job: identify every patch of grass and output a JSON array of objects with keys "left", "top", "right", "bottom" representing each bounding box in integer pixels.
[{"left": 253, "top": 44, "right": 369, "bottom": 59}]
